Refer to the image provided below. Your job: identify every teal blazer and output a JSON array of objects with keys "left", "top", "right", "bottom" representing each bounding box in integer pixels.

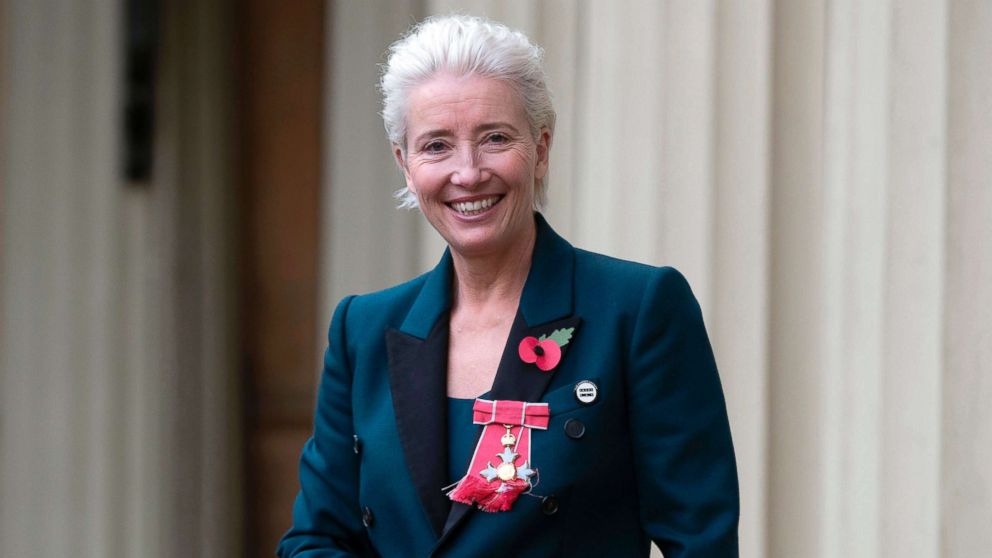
[{"left": 278, "top": 214, "right": 739, "bottom": 557}]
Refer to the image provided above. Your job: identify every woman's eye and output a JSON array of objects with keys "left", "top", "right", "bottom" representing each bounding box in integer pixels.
[
  {"left": 423, "top": 141, "right": 446, "bottom": 153},
  {"left": 487, "top": 133, "right": 509, "bottom": 144}
]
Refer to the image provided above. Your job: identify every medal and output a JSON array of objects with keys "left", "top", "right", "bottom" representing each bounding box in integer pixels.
[{"left": 447, "top": 399, "right": 549, "bottom": 512}]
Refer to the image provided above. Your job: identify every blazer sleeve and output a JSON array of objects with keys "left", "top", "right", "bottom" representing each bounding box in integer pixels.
[
  {"left": 625, "top": 267, "right": 740, "bottom": 557},
  {"left": 277, "top": 295, "right": 376, "bottom": 557}
]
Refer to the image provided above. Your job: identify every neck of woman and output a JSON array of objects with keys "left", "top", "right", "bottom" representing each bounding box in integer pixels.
[{"left": 450, "top": 225, "right": 536, "bottom": 314}]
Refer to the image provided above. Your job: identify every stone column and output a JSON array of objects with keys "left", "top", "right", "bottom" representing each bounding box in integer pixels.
[
  {"left": 943, "top": 1, "right": 992, "bottom": 555},
  {"left": 0, "top": 1, "right": 241, "bottom": 556}
]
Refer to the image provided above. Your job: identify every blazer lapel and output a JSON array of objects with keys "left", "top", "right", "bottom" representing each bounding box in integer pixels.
[
  {"left": 387, "top": 251, "right": 454, "bottom": 538},
  {"left": 437, "top": 213, "right": 580, "bottom": 545}
]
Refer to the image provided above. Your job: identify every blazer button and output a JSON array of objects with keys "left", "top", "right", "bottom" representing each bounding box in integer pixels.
[
  {"left": 362, "top": 506, "right": 374, "bottom": 528},
  {"left": 541, "top": 495, "right": 559, "bottom": 515},
  {"left": 353, "top": 434, "right": 362, "bottom": 455},
  {"left": 564, "top": 418, "right": 586, "bottom": 439}
]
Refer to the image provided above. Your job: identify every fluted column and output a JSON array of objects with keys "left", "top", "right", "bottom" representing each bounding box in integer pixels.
[
  {"left": 881, "top": 1, "right": 947, "bottom": 555},
  {"left": 769, "top": 1, "right": 828, "bottom": 555},
  {"left": 0, "top": 1, "right": 241, "bottom": 556},
  {"left": 943, "top": 1, "right": 992, "bottom": 555},
  {"left": 1, "top": 2, "right": 124, "bottom": 556}
]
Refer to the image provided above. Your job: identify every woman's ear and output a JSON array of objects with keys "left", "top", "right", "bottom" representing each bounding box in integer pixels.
[
  {"left": 392, "top": 143, "right": 416, "bottom": 193},
  {"left": 534, "top": 127, "right": 552, "bottom": 180}
]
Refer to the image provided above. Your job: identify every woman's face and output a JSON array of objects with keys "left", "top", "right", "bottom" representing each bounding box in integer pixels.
[{"left": 394, "top": 73, "right": 550, "bottom": 260}]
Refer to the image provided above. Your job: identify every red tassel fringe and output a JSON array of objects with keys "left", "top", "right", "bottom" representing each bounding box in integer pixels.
[{"left": 448, "top": 475, "right": 529, "bottom": 513}]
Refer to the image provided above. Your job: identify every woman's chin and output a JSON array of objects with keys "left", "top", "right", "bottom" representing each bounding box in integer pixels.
[
  {"left": 440, "top": 223, "right": 506, "bottom": 258},
  {"left": 438, "top": 207, "right": 500, "bottom": 246},
  {"left": 444, "top": 231, "right": 505, "bottom": 259}
]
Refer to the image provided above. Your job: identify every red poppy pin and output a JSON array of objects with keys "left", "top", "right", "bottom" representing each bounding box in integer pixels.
[{"left": 518, "top": 327, "right": 575, "bottom": 372}]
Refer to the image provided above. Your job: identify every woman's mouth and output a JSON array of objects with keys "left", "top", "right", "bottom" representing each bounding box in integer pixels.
[{"left": 448, "top": 195, "right": 503, "bottom": 216}]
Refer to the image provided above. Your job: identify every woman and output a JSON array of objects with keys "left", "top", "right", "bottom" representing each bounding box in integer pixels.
[{"left": 279, "top": 15, "right": 738, "bottom": 558}]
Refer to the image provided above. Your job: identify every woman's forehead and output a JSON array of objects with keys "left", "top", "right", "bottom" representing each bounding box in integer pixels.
[{"left": 406, "top": 74, "right": 528, "bottom": 132}]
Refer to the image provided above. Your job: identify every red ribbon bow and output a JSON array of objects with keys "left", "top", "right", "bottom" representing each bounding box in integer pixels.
[{"left": 472, "top": 399, "right": 550, "bottom": 428}]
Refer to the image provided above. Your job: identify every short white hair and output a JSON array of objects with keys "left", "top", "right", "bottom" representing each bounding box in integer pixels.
[{"left": 380, "top": 14, "right": 556, "bottom": 209}]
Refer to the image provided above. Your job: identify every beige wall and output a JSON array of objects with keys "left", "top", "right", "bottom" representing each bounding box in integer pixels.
[
  {"left": 322, "top": 2, "right": 992, "bottom": 557},
  {"left": 0, "top": 1, "right": 241, "bottom": 557}
]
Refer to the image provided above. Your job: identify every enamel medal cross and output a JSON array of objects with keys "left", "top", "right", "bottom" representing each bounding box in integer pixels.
[{"left": 479, "top": 425, "right": 536, "bottom": 488}]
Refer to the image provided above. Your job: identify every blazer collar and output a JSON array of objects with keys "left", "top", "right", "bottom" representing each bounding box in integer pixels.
[
  {"left": 521, "top": 213, "right": 576, "bottom": 325},
  {"left": 388, "top": 213, "right": 578, "bottom": 541},
  {"left": 398, "top": 248, "right": 454, "bottom": 339}
]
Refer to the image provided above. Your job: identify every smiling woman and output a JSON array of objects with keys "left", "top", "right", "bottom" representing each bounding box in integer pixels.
[
  {"left": 279, "top": 14, "right": 739, "bottom": 558},
  {"left": 394, "top": 73, "right": 549, "bottom": 262}
]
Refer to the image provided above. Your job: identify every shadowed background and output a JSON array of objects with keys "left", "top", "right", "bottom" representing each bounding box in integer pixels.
[{"left": 1, "top": 1, "right": 990, "bottom": 557}]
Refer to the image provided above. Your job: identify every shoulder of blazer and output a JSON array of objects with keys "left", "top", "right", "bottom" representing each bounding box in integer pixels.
[{"left": 572, "top": 246, "right": 694, "bottom": 309}]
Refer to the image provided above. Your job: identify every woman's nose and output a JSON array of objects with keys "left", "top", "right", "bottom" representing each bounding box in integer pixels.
[{"left": 450, "top": 149, "right": 485, "bottom": 187}]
